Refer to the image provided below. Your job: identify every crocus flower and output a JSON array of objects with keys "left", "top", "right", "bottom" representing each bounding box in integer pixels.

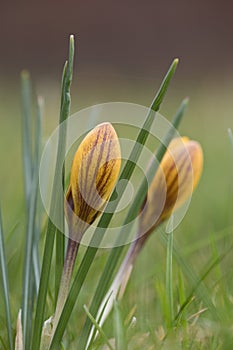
[
  {"left": 60, "top": 121, "right": 121, "bottom": 308},
  {"left": 41, "top": 123, "right": 121, "bottom": 350},
  {"left": 94, "top": 137, "right": 203, "bottom": 335},
  {"left": 139, "top": 137, "right": 203, "bottom": 236},
  {"left": 65, "top": 122, "right": 121, "bottom": 241}
]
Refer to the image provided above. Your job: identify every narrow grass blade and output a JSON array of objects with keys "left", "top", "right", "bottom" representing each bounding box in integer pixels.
[
  {"left": 174, "top": 243, "right": 233, "bottom": 323},
  {"left": 165, "top": 217, "right": 174, "bottom": 329},
  {"left": 22, "top": 94, "right": 43, "bottom": 350},
  {"left": 21, "top": 71, "right": 42, "bottom": 348},
  {"left": 158, "top": 230, "right": 226, "bottom": 323},
  {"left": 49, "top": 59, "right": 179, "bottom": 350},
  {"left": 87, "top": 292, "right": 113, "bottom": 348},
  {"left": 54, "top": 59, "right": 68, "bottom": 305},
  {"left": 55, "top": 230, "right": 65, "bottom": 303},
  {"left": 32, "top": 96, "right": 43, "bottom": 293},
  {"left": 55, "top": 35, "right": 75, "bottom": 304},
  {"left": 155, "top": 280, "right": 167, "bottom": 324},
  {"left": 176, "top": 268, "right": 187, "bottom": 329},
  {"left": 83, "top": 305, "right": 114, "bottom": 350},
  {"left": 76, "top": 98, "right": 187, "bottom": 349},
  {"left": 33, "top": 244, "right": 41, "bottom": 293},
  {"left": 22, "top": 147, "right": 40, "bottom": 349},
  {"left": 31, "top": 35, "right": 74, "bottom": 350},
  {"left": 21, "top": 70, "right": 32, "bottom": 202},
  {"left": 21, "top": 69, "right": 33, "bottom": 350},
  {"left": 0, "top": 209, "right": 14, "bottom": 350},
  {"left": 114, "top": 301, "right": 127, "bottom": 350}
]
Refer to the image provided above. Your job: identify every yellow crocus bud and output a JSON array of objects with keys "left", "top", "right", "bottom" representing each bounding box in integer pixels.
[
  {"left": 139, "top": 137, "right": 203, "bottom": 235},
  {"left": 46, "top": 123, "right": 121, "bottom": 344},
  {"left": 65, "top": 122, "right": 121, "bottom": 240},
  {"left": 89, "top": 137, "right": 203, "bottom": 333}
]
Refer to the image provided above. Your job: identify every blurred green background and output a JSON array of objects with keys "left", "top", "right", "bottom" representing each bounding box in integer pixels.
[{"left": 0, "top": 1, "right": 233, "bottom": 348}]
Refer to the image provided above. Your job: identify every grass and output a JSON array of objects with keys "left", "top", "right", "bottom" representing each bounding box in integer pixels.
[
  {"left": 0, "top": 35, "right": 233, "bottom": 349},
  {"left": 0, "top": 210, "right": 13, "bottom": 350},
  {"left": 31, "top": 35, "right": 74, "bottom": 350}
]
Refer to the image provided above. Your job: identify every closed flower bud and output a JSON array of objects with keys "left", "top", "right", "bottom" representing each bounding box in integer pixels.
[
  {"left": 90, "top": 137, "right": 203, "bottom": 333},
  {"left": 65, "top": 122, "right": 121, "bottom": 240},
  {"left": 139, "top": 137, "right": 203, "bottom": 235},
  {"left": 48, "top": 123, "right": 121, "bottom": 341}
]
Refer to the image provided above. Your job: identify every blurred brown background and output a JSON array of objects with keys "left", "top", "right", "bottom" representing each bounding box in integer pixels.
[
  {"left": 1, "top": 0, "right": 233, "bottom": 228},
  {"left": 1, "top": 0, "right": 233, "bottom": 81}
]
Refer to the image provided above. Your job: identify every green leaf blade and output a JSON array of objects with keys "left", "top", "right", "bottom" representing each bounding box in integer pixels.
[
  {"left": 31, "top": 35, "right": 75, "bottom": 350},
  {"left": 21, "top": 70, "right": 41, "bottom": 350},
  {"left": 114, "top": 301, "right": 127, "bottom": 350},
  {"left": 55, "top": 34, "right": 75, "bottom": 305},
  {"left": 0, "top": 209, "right": 14, "bottom": 350},
  {"left": 21, "top": 70, "right": 32, "bottom": 202},
  {"left": 83, "top": 305, "right": 114, "bottom": 350}
]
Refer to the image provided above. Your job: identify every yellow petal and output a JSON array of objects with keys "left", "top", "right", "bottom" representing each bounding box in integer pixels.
[
  {"left": 139, "top": 137, "right": 203, "bottom": 234},
  {"left": 65, "top": 122, "right": 121, "bottom": 239}
]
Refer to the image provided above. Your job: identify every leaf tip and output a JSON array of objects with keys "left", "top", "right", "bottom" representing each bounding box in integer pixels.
[
  {"left": 21, "top": 70, "right": 30, "bottom": 80},
  {"left": 173, "top": 58, "right": 179, "bottom": 66},
  {"left": 69, "top": 34, "right": 74, "bottom": 44}
]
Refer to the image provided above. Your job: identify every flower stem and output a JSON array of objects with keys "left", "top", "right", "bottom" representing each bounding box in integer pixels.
[
  {"left": 165, "top": 229, "right": 174, "bottom": 329},
  {"left": 87, "top": 230, "right": 150, "bottom": 346},
  {"left": 53, "top": 238, "right": 79, "bottom": 328},
  {"left": 39, "top": 238, "right": 79, "bottom": 350}
]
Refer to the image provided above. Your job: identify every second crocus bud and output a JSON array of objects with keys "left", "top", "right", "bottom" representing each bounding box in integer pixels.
[
  {"left": 93, "top": 137, "right": 203, "bottom": 336},
  {"left": 65, "top": 122, "right": 121, "bottom": 241},
  {"left": 139, "top": 137, "right": 203, "bottom": 235}
]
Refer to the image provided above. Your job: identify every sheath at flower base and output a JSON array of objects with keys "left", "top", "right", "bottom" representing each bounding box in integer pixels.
[
  {"left": 65, "top": 122, "right": 121, "bottom": 242},
  {"left": 93, "top": 137, "right": 203, "bottom": 338}
]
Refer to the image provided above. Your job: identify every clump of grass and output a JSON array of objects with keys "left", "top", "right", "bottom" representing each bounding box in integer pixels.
[{"left": 0, "top": 34, "right": 233, "bottom": 350}]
